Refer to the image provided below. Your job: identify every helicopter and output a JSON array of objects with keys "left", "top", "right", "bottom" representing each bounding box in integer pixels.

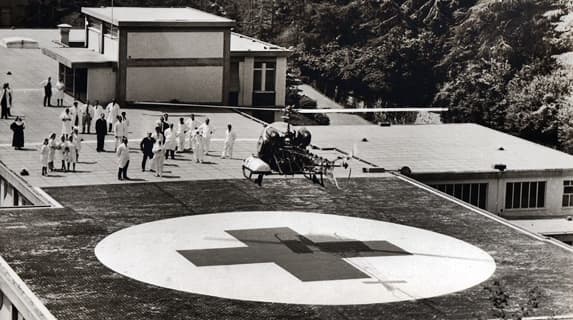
[{"left": 135, "top": 102, "right": 447, "bottom": 188}]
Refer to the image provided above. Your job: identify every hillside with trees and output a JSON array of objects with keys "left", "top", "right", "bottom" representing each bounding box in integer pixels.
[{"left": 28, "top": 0, "right": 573, "bottom": 151}]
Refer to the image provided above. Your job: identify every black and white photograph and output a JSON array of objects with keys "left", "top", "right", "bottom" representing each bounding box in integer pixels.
[{"left": 0, "top": 0, "right": 572, "bottom": 319}]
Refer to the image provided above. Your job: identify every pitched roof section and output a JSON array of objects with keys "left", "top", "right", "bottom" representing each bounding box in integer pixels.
[{"left": 81, "top": 7, "right": 235, "bottom": 27}]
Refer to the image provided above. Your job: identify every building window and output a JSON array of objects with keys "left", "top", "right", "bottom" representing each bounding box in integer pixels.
[
  {"left": 563, "top": 180, "right": 573, "bottom": 207},
  {"left": 505, "top": 181, "right": 546, "bottom": 209},
  {"left": 430, "top": 183, "right": 488, "bottom": 209},
  {"left": 253, "top": 61, "right": 275, "bottom": 92}
]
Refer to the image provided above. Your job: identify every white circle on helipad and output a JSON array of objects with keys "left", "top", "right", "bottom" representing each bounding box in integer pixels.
[{"left": 95, "top": 211, "right": 495, "bottom": 305}]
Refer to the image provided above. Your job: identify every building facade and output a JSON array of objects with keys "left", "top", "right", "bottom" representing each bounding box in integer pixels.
[{"left": 42, "top": 7, "right": 289, "bottom": 107}]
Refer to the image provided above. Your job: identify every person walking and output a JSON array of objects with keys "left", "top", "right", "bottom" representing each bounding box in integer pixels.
[
  {"left": 140, "top": 132, "right": 155, "bottom": 172},
  {"left": 55, "top": 79, "right": 65, "bottom": 107},
  {"left": 10, "top": 116, "right": 25, "bottom": 150},
  {"left": 41, "top": 77, "right": 52, "bottom": 107},
  {"left": 82, "top": 101, "right": 94, "bottom": 134},
  {"left": 60, "top": 108, "right": 72, "bottom": 139},
  {"left": 47, "top": 133, "right": 57, "bottom": 171},
  {"left": 1, "top": 83, "right": 12, "bottom": 119},
  {"left": 198, "top": 118, "right": 214, "bottom": 155},
  {"left": 116, "top": 137, "right": 130, "bottom": 180},
  {"left": 40, "top": 138, "right": 49, "bottom": 176},
  {"left": 106, "top": 100, "right": 120, "bottom": 133},
  {"left": 221, "top": 123, "right": 237, "bottom": 159},
  {"left": 152, "top": 139, "right": 165, "bottom": 177},
  {"left": 95, "top": 113, "right": 107, "bottom": 152},
  {"left": 164, "top": 123, "right": 176, "bottom": 160}
]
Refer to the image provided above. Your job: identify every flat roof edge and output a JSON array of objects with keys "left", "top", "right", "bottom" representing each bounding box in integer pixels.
[
  {"left": 395, "top": 173, "right": 573, "bottom": 254},
  {"left": 231, "top": 51, "right": 291, "bottom": 57},
  {"left": 0, "top": 255, "right": 58, "bottom": 320}
]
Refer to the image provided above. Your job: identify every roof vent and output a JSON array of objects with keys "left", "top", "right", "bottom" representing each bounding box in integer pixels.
[
  {"left": 493, "top": 164, "right": 507, "bottom": 172},
  {"left": 498, "top": 146, "right": 505, "bottom": 151}
]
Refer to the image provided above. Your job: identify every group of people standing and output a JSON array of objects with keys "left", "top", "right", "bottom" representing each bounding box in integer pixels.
[
  {"left": 137, "top": 113, "right": 237, "bottom": 178},
  {"left": 41, "top": 77, "right": 65, "bottom": 108},
  {"left": 39, "top": 130, "right": 82, "bottom": 176}
]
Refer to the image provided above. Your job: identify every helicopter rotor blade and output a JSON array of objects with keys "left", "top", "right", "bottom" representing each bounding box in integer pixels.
[
  {"left": 134, "top": 101, "right": 283, "bottom": 112},
  {"left": 296, "top": 107, "right": 448, "bottom": 114}
]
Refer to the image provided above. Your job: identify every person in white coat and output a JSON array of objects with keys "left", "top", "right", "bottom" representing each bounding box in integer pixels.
[
  {"left": 152, "top": 140, "right": 165, "bottom": 177},
  {"left": 184, "top": 114, "right": 196, "bottom": 151},
  {"left": 221, "top": 123, "right": 237, "bottom": 159},
  {"left": 198, "top": 118, "right": 214, "bottom": 155},
  {"left": 164, "top": 123, "right": 177, "bottom": 160},
  {"left": 176, "top": 117, "right": 187, "bottom": 153},
  {"left": 192, "top": 127, "right": 204, "bottom": 163},
  {"left": 55, "top": 79, "right": 65, "bottom": 107},
  {"left": 93, "top": 100, "right": 104, "bottom": 121},
  {"left": 113, "top": 116, "right": 126, "bottom": 151},
  {"left": 40, "top": 138, "right": 49, "bottom": 176},
  {"left": 47, "top": 133, "right": 57, "bottom": 171},
  {"left": 69, "top": 101, "right": 83, "bottom": 129},
  {"left": 60, "top": 108, "right": 72, "bottom": 139},
  {"left": 106, "top": 100, "right": 120, "bottom": 133},
  {"left": 116, "top": 137, "right": 130, "bottom": 180}
]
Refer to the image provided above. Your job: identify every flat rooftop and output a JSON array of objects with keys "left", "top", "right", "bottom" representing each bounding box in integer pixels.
[
  {"left": 81, "top": 7, "right": 235, "bottom": 27},
  {"left": 309, "top": 123, "right": 573, "bottom": 176},
  {"left": 42, "top": 47, "right": 115, "bottom": 67},
  {"left": 1, "top": 177, "right": 572, "bottom": 319},
  {"left": 231, "top": 32, "right": 290, "bottom": 57}
]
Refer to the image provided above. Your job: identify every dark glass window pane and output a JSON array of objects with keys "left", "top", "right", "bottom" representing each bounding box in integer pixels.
[
  {"left": 529, "top": 182, "right": 537, "bottom": 208},
  {"left": 521, "top": 183, "right": 530, "bottom": 209},
  {"left": 254, "top": 62, "right": 263, "bottom": 68},
  {"left": 265, "top": 70, "right": 275, "bottom": 91},
  {"left": 253, "top": 70, "right": 262, "bottom": 91},
  {"left": 563, "top": 195, "right": 568, "bottom": 207},
  {"left": 513, "top": 183, "right": 521, "bottom": 208},
  {"left": 565, "top": 186, "right": 573, "bottom": 194},
  {"left": 479, "top": 184, "right": 487, "bottom": 209},
  {"left": 462, "top": 184, "right": 470, "bottom": 202},
  {"left": 265, "top": 62, "right": 276, "bottom": 69},
  {"left": 506, "top": 183, "right": 513, "bottom": 209},
  {"left": 470, "top": 184, "right": 479, "bottom": 206},
  {"left": 445, "top": 184, "right": 454, "bottom": 195},
  {"left": 454, "top": 184, "right": 462, "bottom": 198},
  {"left": 538, "top": 182, "right": 546, "bottom": 207}
]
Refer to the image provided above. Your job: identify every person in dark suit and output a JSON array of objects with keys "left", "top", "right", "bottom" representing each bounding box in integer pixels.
[
  {"left": 95, "top": 113, "right": 107, "bottom": 152},
  {"left": 1, "top": 83, "right": 12, "bottom": 119},
  {"left": 140, "top": 132, "right": 156, "bottom": 171},
  {"left": 42, "top": 77, "right": 52, "bottom": 107},
  {"left": 10, "top": 116, "right": 25, "bottom": 150}
]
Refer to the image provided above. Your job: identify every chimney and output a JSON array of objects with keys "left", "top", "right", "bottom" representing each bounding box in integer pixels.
[{"left": 57, "top": 23, "right": 72, "bottom": 46}]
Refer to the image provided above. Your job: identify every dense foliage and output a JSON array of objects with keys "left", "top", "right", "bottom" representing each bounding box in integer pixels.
[{"left": 27, "top": 0, "right": 573, "bottom": 150}]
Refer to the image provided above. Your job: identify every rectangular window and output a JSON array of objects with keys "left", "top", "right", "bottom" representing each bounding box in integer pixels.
[
  {"left": 253, "top": 61, "right": 275, "bottom": 92},
  {"left": 505, "top": 181, "right": 546, "bottom": 209},
  {"left": 429, "top": 183, "right": 488, "bottom": 209},
  {"left": 563, "top": 180, "right": 573, "bottom": 207}
]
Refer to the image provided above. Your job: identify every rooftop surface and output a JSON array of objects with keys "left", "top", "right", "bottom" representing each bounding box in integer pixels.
[
  {"left": 42, "top": 47, "right": 115, "bottom": 67},
  {"left": 512, "top": 218, "right": 573, "bottom": 235},
  {"left": 230, "top": 32, "right": 290, "bottom": 56},
  {"left": 81, "top": 7, "right": 235, "bottom": 27},
  {"left": 308, "top": 123, "right": 573, "bottom": 174},
  {"left": 1, "top": 177, "right": 572, "bottom": 319}
]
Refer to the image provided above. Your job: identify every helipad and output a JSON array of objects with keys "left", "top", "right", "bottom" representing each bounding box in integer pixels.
[{"left": 95, "top": 211, "right": 496, "bottom": 305}]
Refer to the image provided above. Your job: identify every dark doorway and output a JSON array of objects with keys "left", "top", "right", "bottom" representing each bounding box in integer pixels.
[{"left": 74, "top": 68, "right": 87, "bottom": 102}]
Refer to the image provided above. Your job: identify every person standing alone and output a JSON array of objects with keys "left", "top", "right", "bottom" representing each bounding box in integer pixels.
[
  {"left": 10, "top": 116, "right": 25, "bottom": 150},
  {"left": 41, "top": 77, "right": 52, "bottom": 107},
  {"left": 95, "top": 113, "right": 107, "bottom": 152},
  {"left": 1, "top": 83, "right": 12, "bottom": 119},
  {"left": 221, "top": 123, "right": 236, "bottom": 159},
  {"left": 116, "top": 137, "right": 130, "bottom": 180}
]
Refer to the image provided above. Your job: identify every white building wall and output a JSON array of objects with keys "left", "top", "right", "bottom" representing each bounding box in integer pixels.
[
  {"left": 127, "top": 32, "right": 224, "bottom": 59},
  {"left": 239, "top": 57, "right": 254, "bottom": 106},
  {"left": 87, "top": 68, "right": 116, "bottom": 103},
  {"left": 275, "top": 57, "right": 287, "bottom": 107},
  {"left": 103, "top": 35, "right": 118, "bottom": 61},
  {"left": 126, "top": 66, "right": 223, "bottom": 103},
  {"left": 423, "top": 175, "right": 573, "bottom": 218},
  {"left": 87, "top": 28, "right": 100, "bottom": 53}
]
